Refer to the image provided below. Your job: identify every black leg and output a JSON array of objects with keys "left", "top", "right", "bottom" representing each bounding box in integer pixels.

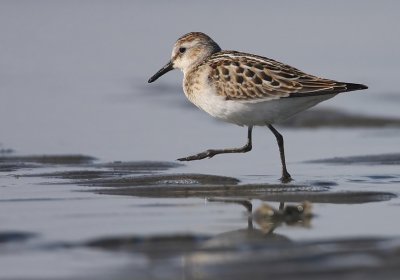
[
  {"left": 267, "top": 124, "right": 292, "bottom": 183},
  {"left": 178, "top": 126, "right": 253, "bottom": 161}
]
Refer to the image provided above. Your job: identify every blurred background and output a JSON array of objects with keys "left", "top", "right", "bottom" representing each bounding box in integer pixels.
[
  {"left": 1, "top": 0, "right": 399, "bottom": 166},
  {"left": 1, "top": 1, "right": 400, "bottom": 279}
]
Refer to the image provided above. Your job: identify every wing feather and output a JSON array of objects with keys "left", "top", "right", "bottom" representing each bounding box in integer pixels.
[{"left": 205, "top": 51, "right": 349, "bottom": 102}]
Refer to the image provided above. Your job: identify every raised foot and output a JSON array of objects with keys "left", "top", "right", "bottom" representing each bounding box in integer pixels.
[{"left": 177, "top": 150, "right": 216, "bottom": 161}]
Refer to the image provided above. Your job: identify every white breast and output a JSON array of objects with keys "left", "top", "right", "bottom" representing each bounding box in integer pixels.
[{"left": 185, "top": 81, "right": 336, "bottom": 126}]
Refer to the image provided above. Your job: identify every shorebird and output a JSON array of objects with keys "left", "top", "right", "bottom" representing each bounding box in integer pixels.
[{"left": 148, "top": 32, "right": 367, "bottom": 182}]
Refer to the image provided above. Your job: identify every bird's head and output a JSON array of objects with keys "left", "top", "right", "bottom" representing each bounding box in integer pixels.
[{"left": 148, "top": 32, "right": 221, "bottom": 83}]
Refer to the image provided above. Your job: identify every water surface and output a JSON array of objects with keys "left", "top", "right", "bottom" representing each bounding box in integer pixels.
[{"left": 1, "top": 1, "right": 400, "bottom": 279}]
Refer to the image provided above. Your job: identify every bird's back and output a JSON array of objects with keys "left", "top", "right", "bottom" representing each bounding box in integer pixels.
[{"left": 196, "top": 50, "right": 367, "bottom": 103}]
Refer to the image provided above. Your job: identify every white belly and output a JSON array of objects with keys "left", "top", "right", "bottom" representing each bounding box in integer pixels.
[{"left": 189, "top": 88, "right": 337, "bottom": 126}]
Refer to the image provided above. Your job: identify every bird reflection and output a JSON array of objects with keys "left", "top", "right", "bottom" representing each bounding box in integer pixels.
[{"left": 205, "top": 198, "right": 312, "bottom": 247}]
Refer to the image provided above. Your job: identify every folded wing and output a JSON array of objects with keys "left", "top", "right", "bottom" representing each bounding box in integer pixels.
[{"left": 206, "top": 51, "right": 366, "bottom": 102}]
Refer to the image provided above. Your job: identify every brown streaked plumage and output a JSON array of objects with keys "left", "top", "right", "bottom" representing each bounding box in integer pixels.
[
  {"left": 194, "top": 50, "right": 363, "bottom": 101},
  {"left": 148, "top": 32, "right": 368, "bottom": 183}
]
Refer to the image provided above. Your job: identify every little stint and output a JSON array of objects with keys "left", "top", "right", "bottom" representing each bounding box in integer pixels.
[{"left": 148, "top": 32, "right": 367, "bottom": 182}]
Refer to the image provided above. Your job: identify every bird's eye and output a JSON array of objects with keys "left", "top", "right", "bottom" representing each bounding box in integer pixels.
[{"left": 179, "top": 47, "right": 186, "bottom": 53}]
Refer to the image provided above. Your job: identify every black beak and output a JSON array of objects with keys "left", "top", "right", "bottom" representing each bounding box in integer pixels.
[{"left": 148, "top": 61, "right": 174, "bottom": 83}]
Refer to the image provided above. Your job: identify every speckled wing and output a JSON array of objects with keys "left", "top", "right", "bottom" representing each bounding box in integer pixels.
[{"left": 206, "top": 51, "right": 350, "bottom": 102}]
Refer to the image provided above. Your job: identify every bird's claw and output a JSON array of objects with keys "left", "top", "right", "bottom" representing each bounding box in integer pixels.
[{"left": 177, "top": 150, "right": 215, "bottom": 161}]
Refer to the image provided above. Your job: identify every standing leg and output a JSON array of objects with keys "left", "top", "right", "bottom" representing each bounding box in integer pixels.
[
  {"left": 178, "top": 126, "right": 253, "bottom": 161},
  {"left": 267, "top": 124, "right": 292, "bottom": 183}
]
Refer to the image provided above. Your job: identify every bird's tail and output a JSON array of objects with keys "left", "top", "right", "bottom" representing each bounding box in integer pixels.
[{"left": 345, "top": 83, "right": 368, "bottom": 92}]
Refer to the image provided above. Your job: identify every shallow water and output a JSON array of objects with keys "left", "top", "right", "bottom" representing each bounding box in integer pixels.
[
  {"left": 1, "top": 0, "right": 400, "bottom": 279},
  {"left": 1, "top": 153, "right": 400, "bottom": 279}
]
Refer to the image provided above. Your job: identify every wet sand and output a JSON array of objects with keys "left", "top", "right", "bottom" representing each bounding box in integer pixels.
[
  {"left": 1, "top": 151, "right": 400, "bottom": 279},
  {"left": 1, "top": 1, "right": 400, "bottom": 279}
]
